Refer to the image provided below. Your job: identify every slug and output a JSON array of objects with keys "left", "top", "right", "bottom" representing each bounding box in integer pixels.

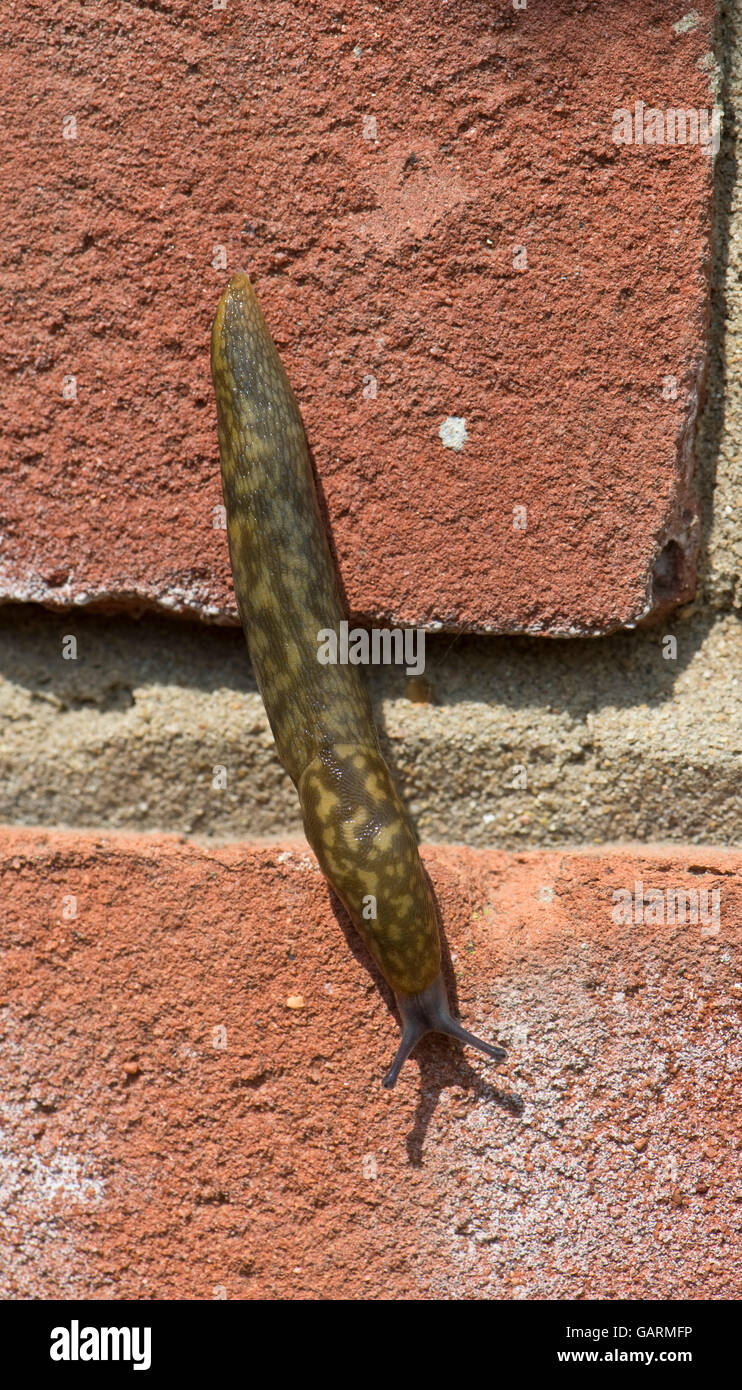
[{"left": 211, "top": 271, "right": 506, "bottom": 1088}]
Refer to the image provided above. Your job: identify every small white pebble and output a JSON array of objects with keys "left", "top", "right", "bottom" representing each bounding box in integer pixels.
[{"left": 439, "top": 416, "right": 468, "bottom": 451}]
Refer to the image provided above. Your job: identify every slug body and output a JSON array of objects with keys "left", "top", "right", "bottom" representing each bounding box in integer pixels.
[{"left": 211, "top": 272, "right": 505, "bottom": 1087}]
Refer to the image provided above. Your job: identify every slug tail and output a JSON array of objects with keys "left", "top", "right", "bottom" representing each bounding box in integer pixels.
[{"left": 382, "top": 972, "right": 506, "bottom": 1089}]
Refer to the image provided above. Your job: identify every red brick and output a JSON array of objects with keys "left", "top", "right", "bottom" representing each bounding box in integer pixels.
[
  {"left": 1, "top": 828, "right": 739, "bottom": 1299},
  {"left": 0, "top": 1, "right": 714, "bottom": 632}
]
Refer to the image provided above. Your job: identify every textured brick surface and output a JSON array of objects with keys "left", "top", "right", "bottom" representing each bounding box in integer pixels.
[
  {"left": 1, "top": 829, "right": 739, "bottom": 1300},
  {"left": 0, "top": 0, "right": 716, "bottom": 633}
]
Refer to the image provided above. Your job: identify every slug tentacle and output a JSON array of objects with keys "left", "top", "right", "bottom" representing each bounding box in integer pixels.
[
  {"left": 211, "top": 271, "right": 507, "bottom": 1088},
  {"left": 383, "top": 973, "right": 508, "bottom": 1090}
]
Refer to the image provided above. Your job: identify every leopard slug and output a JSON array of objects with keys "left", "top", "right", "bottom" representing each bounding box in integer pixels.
[{"left": 211, "top": 271, "right": 506, "bottom": 1088}]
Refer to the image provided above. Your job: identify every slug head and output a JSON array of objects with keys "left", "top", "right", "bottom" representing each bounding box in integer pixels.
[{"left": 382, "top": 972, "right": 507, "bottom": 1089}]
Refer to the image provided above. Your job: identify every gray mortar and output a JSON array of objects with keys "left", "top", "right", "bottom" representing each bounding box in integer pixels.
[
  {"left": 700, "top": 1, "right": 742, "bottom": 607},
  {"left": 1, "top": 3, "right": 741, "bottom": 850},
  {"left": 1, "top": 602, "right": 741, "bottom": 848}
]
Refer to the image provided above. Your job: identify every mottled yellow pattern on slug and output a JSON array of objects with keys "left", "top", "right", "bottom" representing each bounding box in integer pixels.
[
  {"left": 300, "top": 743, "right": 440, "bottom": 994},
  {"left": 211, "top": 272, "right": 440, "bottom": 995},
  {"left": 212, "top": 274, "right": 374, "bottom": 784}
]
